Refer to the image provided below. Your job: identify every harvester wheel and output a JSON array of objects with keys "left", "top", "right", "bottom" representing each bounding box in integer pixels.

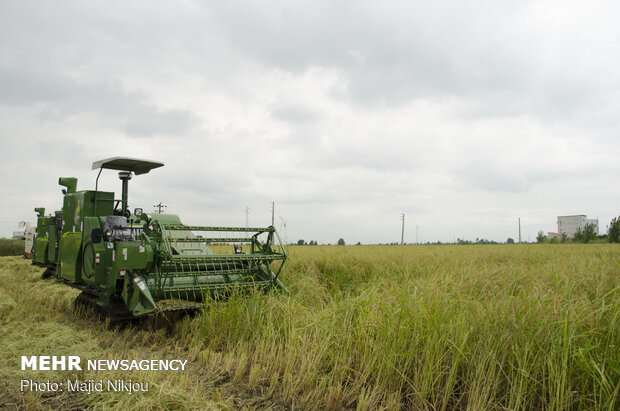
[
  {"left": 41, "top": 268, "right": 55, "bottom": 279},
  {"left": 73, "top": 291, "right": 136, "bottom": 325},
  {"left": 73, "top": 292, "right": 97, "bottom": 316}
]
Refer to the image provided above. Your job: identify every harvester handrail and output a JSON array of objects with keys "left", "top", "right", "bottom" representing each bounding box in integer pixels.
[
  {"left": 162, "top": 268, "right": 256, "bottom": 278},
  {"left": 167, "top": 237, "right": 256, "bottom": 244},
  {"left": 165, "top": 254, "right": 285, "bottom": 262},
  {"left": 161, "top": 225, "right": 274, "bottom": 233}
]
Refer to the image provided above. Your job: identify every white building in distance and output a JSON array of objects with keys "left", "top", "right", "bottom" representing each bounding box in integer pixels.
[{"left": 557, "top": 215, "right": 599, "bottom": 238}]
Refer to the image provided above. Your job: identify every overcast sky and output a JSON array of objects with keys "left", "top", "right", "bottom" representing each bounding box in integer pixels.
[{"left": 1, "top": 0, "right": 619, "bottom": 244}]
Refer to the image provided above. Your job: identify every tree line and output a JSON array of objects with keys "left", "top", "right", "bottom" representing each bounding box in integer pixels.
[{"left": 537, "top": 216, "right": 620, "bottom": 244}]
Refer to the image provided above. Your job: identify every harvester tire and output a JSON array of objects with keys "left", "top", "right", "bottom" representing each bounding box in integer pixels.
[
  {"left": 41, "top": 267, "right": 55, "bottom": 279},
  {"left": 74, "top": 291, "right": 136, "bottom": 325}
]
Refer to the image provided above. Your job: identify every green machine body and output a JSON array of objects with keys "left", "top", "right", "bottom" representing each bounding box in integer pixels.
[{"left": 32, "top": 157, "right": 287, "bottom": 321}]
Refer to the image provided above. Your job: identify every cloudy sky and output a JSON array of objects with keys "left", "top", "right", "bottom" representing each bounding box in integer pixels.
[{"left": 1, "top": 0, "right": 619, "bottom": 244}]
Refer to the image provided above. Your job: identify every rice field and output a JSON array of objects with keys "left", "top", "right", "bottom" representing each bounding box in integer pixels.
[
  {"left": 0, "top": 239, "right": 24, "bottom": 257},
  {"left": 0, "top": 244, "right": 618, "bottom": 410}
]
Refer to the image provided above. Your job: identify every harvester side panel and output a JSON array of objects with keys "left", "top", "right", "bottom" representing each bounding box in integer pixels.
[
  {"left": 61, "top": 191, "right": 114, "bottom": 235},
  {"left": 59, "top": 232, "right": 82, "bottom": 282}
]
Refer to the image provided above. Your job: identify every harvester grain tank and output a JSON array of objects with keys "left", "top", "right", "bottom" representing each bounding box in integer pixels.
[
  {"left": 12, "top": 221, "right": 31, "bottom": 239},
  {"left": 32, "top": 157, "right": 287, "bottom": 320},
  {"left": 24, "top": 225, "right": 35, "bottom": 258}
]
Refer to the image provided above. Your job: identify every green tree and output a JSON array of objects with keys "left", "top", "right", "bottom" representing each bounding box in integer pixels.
[
  {"left": 297, "top": 239, "right": 306, "bottom": 246},
  {"left": 536, "top": 231, "right": 547, "bottom": 243},
  {"left": 506, "top": 238, "right": 515, "bottom": 244},
  {"left": 337, "top": 238, "right": 345, "bottom": 245},
  {"left": 574, "top": 223, "right": 597, "bottom": 243},
  {"left": 608, "top": 217, "right": 620, "bottom": 243},
  {"left": 573, "top": 227, "right": 583, "bottom": 242},
  {"left": 583, "top": 223, "right": 597, "bottom": 243}
]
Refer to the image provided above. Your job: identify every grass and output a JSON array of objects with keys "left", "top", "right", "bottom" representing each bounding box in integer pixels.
[
  {"left": 0, "top": 244, "right": 618, "bottom": 410},
  {"left": 0, "top": 239, "right": 25, "bottom": 256}
]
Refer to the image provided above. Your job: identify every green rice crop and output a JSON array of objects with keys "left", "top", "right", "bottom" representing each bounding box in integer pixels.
[
  {"left": 187, "top": 244, "right": 620, "bottom": 409},
  {"left": 0, "top": 239, "right": 24, "bottom": 256}
]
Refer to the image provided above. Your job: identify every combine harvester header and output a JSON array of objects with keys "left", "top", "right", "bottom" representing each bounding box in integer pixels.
[{"left": 31, "top": 157, "right": 287, "bottom": 321}]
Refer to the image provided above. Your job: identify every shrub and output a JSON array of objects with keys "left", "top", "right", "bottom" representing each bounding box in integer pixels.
[
  {"left": 608, "top": 216, "right": 620, "bottom": 243},
  {"left": 574, "top": 223, "right": 597, "bottom": 243}
]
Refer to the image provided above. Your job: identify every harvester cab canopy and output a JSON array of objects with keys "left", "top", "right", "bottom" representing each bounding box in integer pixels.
[
  {"left": 92, "top": 157, "right": 164, "bottom": 175},
  {"left": 92, "top": 157, "right": 164, "bottom": 217}
]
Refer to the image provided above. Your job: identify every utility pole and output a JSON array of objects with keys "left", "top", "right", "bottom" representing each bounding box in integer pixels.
[
  {"left": 271, "top": 201, "right": 275, "bottom": 227},
  {"left": 416, "top": 225, "right": 419, "bottom": 244},
  {"left": 518, "top": 218, "right": 521, "bottom": 244},
  {"left": 401, "top": 214, "right": 405, "bottom": 245},
  {"left": 153, "top": 202, "right": 167, "bottom": 214},
  {"left": 245, "top": 207, "right": 250, "bottom": 238}
]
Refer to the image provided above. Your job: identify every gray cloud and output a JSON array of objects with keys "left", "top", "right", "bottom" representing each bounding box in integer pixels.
[
  {"left": 204, "top": 0, "right": 620, "bottom": 124},
  {"left": 1, "top": 0, "right": 620, "bottom": 243},
  {"left": 0, "top": 68, "right": 200, "bottom": 136},
  {"left": 272, "top": 104, "right": 320, "bottom": 124}
]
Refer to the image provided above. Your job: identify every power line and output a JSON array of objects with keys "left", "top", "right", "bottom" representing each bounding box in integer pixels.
[{"left": 279, "top": 216, "right": 288, "bottom": 244}]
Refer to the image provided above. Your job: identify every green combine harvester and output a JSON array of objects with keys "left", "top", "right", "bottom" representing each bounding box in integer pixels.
[{"left": 32, "top": 157, "right": 287, "bottom": 321}]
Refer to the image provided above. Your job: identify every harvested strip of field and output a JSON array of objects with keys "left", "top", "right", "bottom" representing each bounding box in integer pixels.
[
  {"left": 1, "top": 244, "right": 619, "bottom": 410},
  {"left": 0, "top": 257, "right": 284, "bottom": 410}
]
